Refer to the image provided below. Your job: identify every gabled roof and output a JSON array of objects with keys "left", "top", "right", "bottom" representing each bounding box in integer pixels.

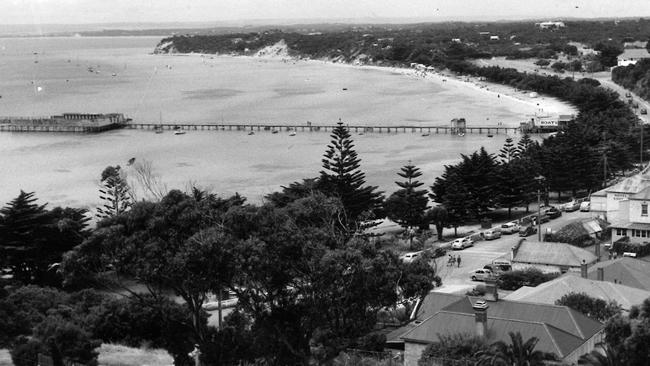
[
  {"left": 587, "top": 258, "right": 650, "bottom": 291},
  {"left": 630, "top": 186, "right": 650, "bottom": 201},
  {"left": 442, "top": 296, "right": 602, "bottom": 340},
  {"left": 618, "top": 48, "right": 650, "bottom": 60},
  {"left": 513, "top": 241, "right": 597, "bottom": 267},
  {"left": 400, "top": 311, "right": 585, "bottom": 358},
  {"left": 606, "top": 169, "right": 650, "bottom": 194},
  {"left": 505, "top": 274, "right": 650, "bottom": 310}
]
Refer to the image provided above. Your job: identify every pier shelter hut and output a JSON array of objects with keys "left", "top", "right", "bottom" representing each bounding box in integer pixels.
[{"left": 450, "top": 118, "right": 466, "bottom": 135}]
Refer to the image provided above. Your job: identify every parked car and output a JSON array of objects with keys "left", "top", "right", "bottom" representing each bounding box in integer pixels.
[
  {"left": 451, "top": 237, "right": 474, "bottom": 250},
  {"left": 500, "top": 222, "right": 520, "bottom": 234},
  {"left": 531, "top": 214, "right": 550, "bottom": 225},
  {"left": 563, "top": 199, "right": 583, "bottom": 212},
  {"left": 400, "top": 251, "right": 422, "bottom": 263},
  {"left": 542, "top": 206, "right": 562, "bottom": 219},
  {"left": 482, "top": 228, "right": 502, "bottom": 240},
  {"left": 580, "top": 201, "right": 591, "bottom": 212},
  {"left": 519, "top": 225, "right": 538, "bottom": 237},
  {"left": 470, "top": 268, "right": 493, "bottom": 281}
]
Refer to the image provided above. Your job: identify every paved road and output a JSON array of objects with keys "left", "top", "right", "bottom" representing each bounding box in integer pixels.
[{"left": 433, "top": 209, "right": 594, "bottom": 293}]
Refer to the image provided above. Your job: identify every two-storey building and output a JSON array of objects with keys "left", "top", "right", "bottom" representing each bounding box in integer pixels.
[{"left": 610, "top": 186, "right": 650, "bottom": 245}]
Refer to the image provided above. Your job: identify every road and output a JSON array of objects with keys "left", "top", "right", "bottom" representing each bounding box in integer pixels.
[{"left": 433, "top": 209, "right": 594, "bottom": 293}]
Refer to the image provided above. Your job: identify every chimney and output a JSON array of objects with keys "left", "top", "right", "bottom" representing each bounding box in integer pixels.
[
  {"left": 484, "top": 278, "right": 499, "bottom": 302},
  {"left": 597, "top": 268, "right": 604, "bottom": 281},
  {"left": 581, "top": 259, "right": 587, "bottom": 278},
  {"left": 473, "top": 300, "right": 489, "bottom": 339}
]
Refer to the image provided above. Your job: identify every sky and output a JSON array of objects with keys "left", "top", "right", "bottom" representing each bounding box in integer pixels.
[{"left": 1, "top": 0, "right": 649, "bottom": 25}]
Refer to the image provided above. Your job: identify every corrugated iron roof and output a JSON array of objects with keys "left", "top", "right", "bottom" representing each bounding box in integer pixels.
[
  {"left": 505, "top": 274, "right": 650, "bottom": 310},
  {"left": 588, "top": 258, "right": 650, "bottom": 291},
  {"left": 513, "top": 241, "right": 597, "bottom": 267}
]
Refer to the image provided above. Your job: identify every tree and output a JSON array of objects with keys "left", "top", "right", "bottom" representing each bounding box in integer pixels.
[
  {"left": 534, "top": 59, "right": 550, "bottom": 67},
  {"left": 476, "top": 332, "right": 558, "bottom": 366},
  {"left": 426, "top": 206, "right": 448, "bottom": 240},
  {"left": 319, "top": 121, "right": 384, "bottom": 234},
  {"left": 555, "top": 292, "right": 621, "bottom": 322},
  {"left": 96, "top": 165, "right": 132, "bottom": 220},
  {"left": 498, "top": 137, "right": 520, "bottom": 164},
  {"left": 594, "top": 41, "right": 624, "bottom": 68},
  {"left": 579, "top": 344, "right": 623, "bottom": 366},
  {"left": 0, "top": 192, "right": 87, "bottom": 286},
  {"left": 384, "top": 162, "right": 429, "bottom": 229},
  {"left": 419, "top": 333, "right": 488, "bottom": 364}
]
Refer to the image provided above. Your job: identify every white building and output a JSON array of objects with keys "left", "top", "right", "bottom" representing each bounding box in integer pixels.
[
  {"left": 590, "top": 166, "right": 650, "bottom": 222},
  {"left": 537, "top": 21, "right": 566, "bottom": 29},
  {"left": 617, "top": 48, "right": 650, "bottom": 67}
]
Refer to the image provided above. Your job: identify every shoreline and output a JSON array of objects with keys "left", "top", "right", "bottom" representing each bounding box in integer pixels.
[{"left": 162, "top": 51, "right": 577, "bottom": 127}]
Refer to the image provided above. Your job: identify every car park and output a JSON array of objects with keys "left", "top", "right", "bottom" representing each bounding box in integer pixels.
[
  {"left": 482, "top": 228, "right": 502, "bottom": 240},
  {"left": 563, "top": 199, "right": 583, "bottom": 212},
  {"left": 451, "top": 237, "right": 474, "bottom": 250},
  {"left": 580, "top": 201, "right": 591, "bottom": 212},
  {"left": 519, "top": 225, "right": 537, "bottom": 237},
  {"left": 400, "top": 251, "right": 422, "bottom": 263},
  {"left": 470, "top": 268, "right": 493, "bottom": 281},
  {"left": 500, "top": 222, "right": 520, "bottom": 234}
]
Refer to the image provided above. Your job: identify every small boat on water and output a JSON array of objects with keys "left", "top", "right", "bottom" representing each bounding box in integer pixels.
[
  {"left": 289, "top": 132, "right": 296, "bottom": 136},
  {"left": 248, "top": 131, "right": 255, "bottom": 135},
  {"left": 272, "top": 130, "right": 279, "bottom": 134},
  {"left": 421, "top": 133, "right": 430, "bottom": 137},
  {"left": 174, "top": 130, "right": 186, "bottom": 135},
  {"left": 487, "top": 134, "right": 494, "bottom": 138},
  {"left": 155, "top": 129, "right": 163, "bottom": 134}
]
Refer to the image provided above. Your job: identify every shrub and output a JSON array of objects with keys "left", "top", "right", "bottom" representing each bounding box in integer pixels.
[
  {"left": 612, "top": 237, "right": 650, "bottom": 257},
  {"left": 498, "top": 268, "right": 559, "bottom": 291}
]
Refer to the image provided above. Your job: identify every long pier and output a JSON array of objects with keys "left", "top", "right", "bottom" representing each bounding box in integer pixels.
[
  {"left": 0, "top": 123, "right": 123, "bottom": 133},
  {"left": 124, "top": 123, "right": 521, "bottom": 135}
]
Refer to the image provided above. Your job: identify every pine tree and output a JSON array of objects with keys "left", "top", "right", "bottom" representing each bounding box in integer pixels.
[
  {"left": 96, "top": 166, "right": 132, "bottom": 220},
  {"left": 319, "top": 121, "right": 383, "bottom": 232},
  {"left": 384, "top": 162, "right": 429, "bottom": 229},
  {"left": 498, "top": 137, "right": 520, "bottom": 164}
]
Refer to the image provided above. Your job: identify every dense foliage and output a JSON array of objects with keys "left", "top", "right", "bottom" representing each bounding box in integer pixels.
[
  {"left": 0, "top": 191, "right": 89, "bottom": 287},
  {"left": 612, "top": 58, "right": 650, "bottom": 101},
  {"left": 497, "top": 268, "right": 560, "bottom": 291},
  {"left": 555, "top": 292, "right": 621, "bottom": 322},
  {"left": 599, "top": 298, "right": 650, "bottom": 365},
  {"left": 384, "top": 162, "right": 429, "bottom": 229}
]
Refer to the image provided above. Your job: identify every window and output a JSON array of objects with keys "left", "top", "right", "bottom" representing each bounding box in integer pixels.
[
  {"left": 643, "top": 203, "right": 648, "bottom": 217},
  {"left": 643, "top": 230, "right": 647, "bottom": 238},
  {"left": 616, "top": 228, "right": 628, "bottom": 236}
]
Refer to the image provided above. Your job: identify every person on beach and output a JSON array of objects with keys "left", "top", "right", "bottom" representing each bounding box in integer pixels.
[{"left": 457, "top": 255, "right": 461, "bottom": 268}]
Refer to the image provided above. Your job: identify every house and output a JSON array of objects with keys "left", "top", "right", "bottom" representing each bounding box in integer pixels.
[
  {"left": 451, "top": 38, "right": 461, "bottom": 43},
  {"left": 399, "top": 289, "right": 604, "bottom": 366},
  {"left": 505, "top": 273, "right": 650, "bottom": 311},
  {"left": 617, "top": 48, "right": 650, "bottom": 67},
  {"left": 536, "top": 21, "right": 566, "bottom": 30},
  {"left": 489, "top": 35, "right": 500, "bottom": 41},
  {"left": 590, "top": 165, "right": 650, "bottom": 222},
  {"left": 609, "top": 186, "right": 650, "bottom": 245},
  {"left": 510, "top": 239, "right": 597, "bottom": 273},
  {"left": 587, "top": 257, "right": 650, "bottom": 291}
]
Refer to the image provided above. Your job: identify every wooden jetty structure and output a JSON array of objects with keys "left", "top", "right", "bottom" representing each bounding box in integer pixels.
[
  {"left": 125, "top": 122, "right": 520, "bottom": 135},
  {"left": 0, "top": 113, "right": 128, "bottom": 133}
]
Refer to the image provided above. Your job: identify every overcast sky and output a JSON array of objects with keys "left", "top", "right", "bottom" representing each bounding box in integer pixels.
[{"left": 2, "top": 0, "right": 650, "bottom": 25}]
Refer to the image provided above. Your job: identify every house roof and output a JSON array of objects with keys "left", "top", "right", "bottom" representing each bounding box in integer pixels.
[
  {"left": 618, "top": 48, "right": 650, "bottom": 60},
  {"left": 606, "top": 169, "right": 650, "bottom": 194},
  {"left": 401, "top": 311, "right": 583, "bottom": 358},
  {"left": 505, "top": 274, "right": 650, "bottom": 310},
  {"left": 630, "top": 186, "right": 650, "bottom": 201},
  {"left": 608, "top": 221, "right": 650, "bottom": 230},
  {"left": 587, "top": 258, "right": 650, "bottom": 291},
  {"left": 400, "top": 295, "right": 603, "bottom": 359},
  {"left": 513, "top": 241, "right": 597, "bottom": 267}
]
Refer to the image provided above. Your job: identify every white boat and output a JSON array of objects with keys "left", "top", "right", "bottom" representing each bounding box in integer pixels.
[
  {"left": 289, "top": 132, "right": 296, "bottom": 136},
  {"left": 174, "top": 130, "right": 186, "bottom": 135}
]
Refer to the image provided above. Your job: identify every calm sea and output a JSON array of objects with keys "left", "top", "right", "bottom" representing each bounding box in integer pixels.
[{"left": 0, "top": 36, "right": 520, "bottom": 211}]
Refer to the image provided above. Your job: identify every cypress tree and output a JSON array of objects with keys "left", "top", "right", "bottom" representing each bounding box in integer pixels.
[{"left": 319, "top": 121, "right": 383, "bottom": 232}]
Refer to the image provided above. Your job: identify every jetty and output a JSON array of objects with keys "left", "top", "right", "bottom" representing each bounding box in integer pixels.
[
  {"left": 0, "top": 113, "right": 128, "bottom": 133},
  {"left": 125, "top": 122, "right": 520, "bottom": 135}
]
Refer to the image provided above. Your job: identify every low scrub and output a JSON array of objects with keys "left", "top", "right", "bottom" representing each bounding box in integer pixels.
[{"left": 612, "top": 237, "right": 650, "bottom": 257}]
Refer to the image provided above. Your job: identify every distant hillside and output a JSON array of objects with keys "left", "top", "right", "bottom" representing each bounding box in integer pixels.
[
  {"left": 154, "top": 19, "right": 650, "bottom": 68},
  {"left": 612, "top": 59, "right": 650, "bottom": 101}
]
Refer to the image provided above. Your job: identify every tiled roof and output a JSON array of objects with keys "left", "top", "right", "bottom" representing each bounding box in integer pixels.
[
  {"left": 415, "top": 292, "right": 464, "bottom": 321},
  {"left": 606, "top": 171, "right": 650, "bottom": 194},
  {"left": 587, "top": 258, "right": 650, "bottom": 291},
  {"left": 505, "top": 274, "right": 650, "bottom": 310},
  {"left": 442, "top": 296, "right": 602, "bottom": 340},
  {"left": 630, "top": 186, "right": 650, "bottom": 200},
  {"left": 618, "top": 48, "right": 650, "bottom": 60},
  {"left": 400, "top": 311, "right": 589, "bottom": 358},
  {"left": 513, "top": 241, "right": 597, "bottom": 267}
]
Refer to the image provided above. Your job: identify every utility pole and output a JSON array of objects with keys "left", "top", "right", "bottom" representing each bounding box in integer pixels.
[
  {"left": 537, "top": 188, "right": 542, "bottom": 241},
  {"left": 641, "top": 123, "right": 645, "bottom": 168}
]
